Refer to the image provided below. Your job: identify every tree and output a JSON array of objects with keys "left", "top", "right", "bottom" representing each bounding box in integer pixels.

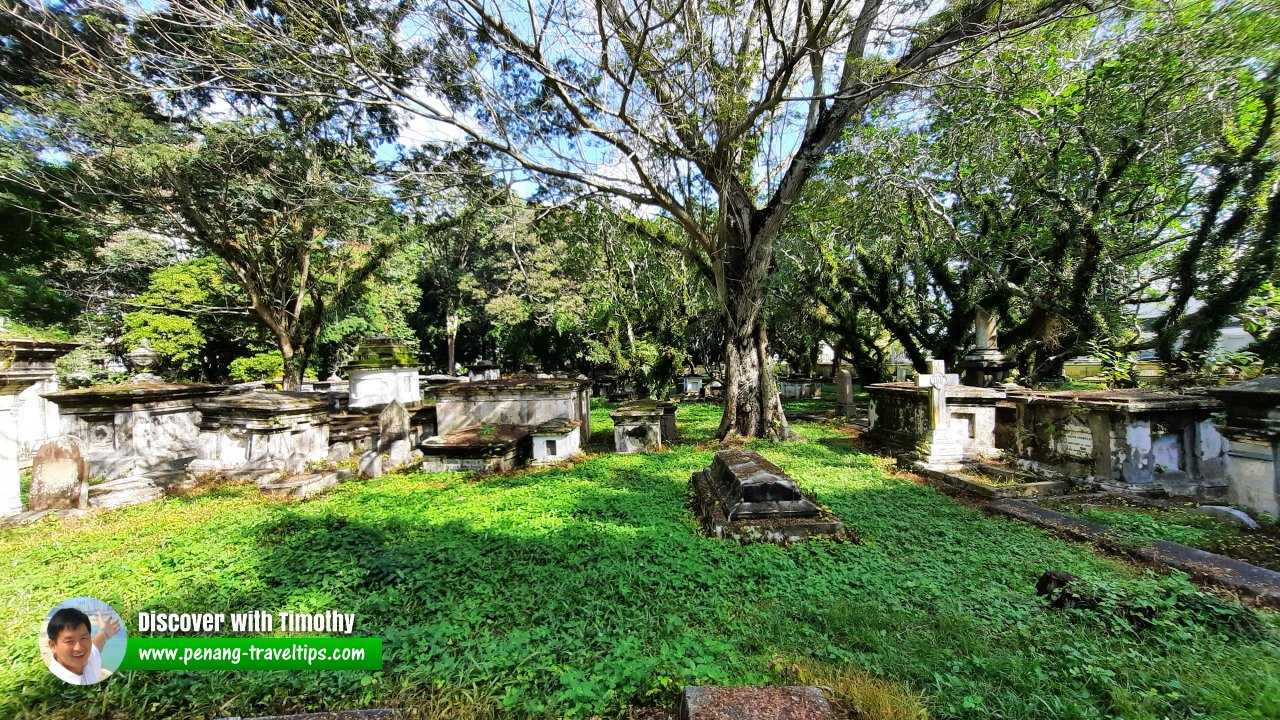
[
  {"left": 0, "top": 4, "right": 416, "bottom": 390},
  {"left": 790, "top": 1, "right": 1280, "bottom": 380},
  {"left": 15, "top": 0, "right": 1087, "bottom": 437}
]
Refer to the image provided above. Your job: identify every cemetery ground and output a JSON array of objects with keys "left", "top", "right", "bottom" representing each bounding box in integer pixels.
[{"left": 3, "top": 398, "right": 1279, "bottom": 720}]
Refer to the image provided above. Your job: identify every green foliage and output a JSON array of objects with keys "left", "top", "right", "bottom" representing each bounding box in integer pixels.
[
  {"left": 1085, "top": 339, "right": 1139, "bottom": 390},
  {"left": 2, "top": 404, "right": 1277, "bottom": 719},
  {"left": 228, "top": 351, "right": 286, "bottom": 382}
]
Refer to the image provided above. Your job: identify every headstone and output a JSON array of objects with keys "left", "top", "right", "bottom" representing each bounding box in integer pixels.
[
  {"left": 917, "top": 359, "right": 964, "bottom": 467},
  {"left": 386, "top": 439, "right": 412, "bottom": 469},
  {"left": 358, "top": 451, "right": 383, "bottom": 479},
  {"left": 328, "top": 442, "right": 354, "bottom": 463},
  {"left": 378, "top": 400, "right": 411, "bottom": 452},
  {"left": 835, "top": 369, "right": 854, "bottom": 417},
  {"left": 29, "top": 436, "right": 88, "bottom": 511}
]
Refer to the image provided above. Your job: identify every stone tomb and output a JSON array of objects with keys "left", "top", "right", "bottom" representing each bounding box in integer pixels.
[
  {"left": 679, "top": 374, "right": 705, "bottom": 395},
  {"left": 188, "top": 392, "right": 330, "bottom": 474},
  {"left": 530, "top": 418, "right": 582, "bottom": 464},
  {"left": 780, "top": 377, "right": 822, "bottom": 400},
  {"left": 690, "top": 449, "right": 846, "bottom": 543},
  {"left": 420, "top": 424, "right": 529, "bottom": 472},
  {"left": 1003, "top": 388, "right": 1226, "bottom": 497},
  {"left": 434, "top": 378, "right": 591, "bottom": 446},
  {"left": 346, "top": 335, "right": 422, "bottom": 410},
  {"left": 1207, "top": 376, "right": 1280, "bottom": 517},
  {"left": 611, "top": 400, "right": 677, "bottom": 453},
  {"left": 866, "top": 370, "right": 1002, "bottom": 464},
  {"left": 43, "top": 382, "right": 226, "bottom": 482}
]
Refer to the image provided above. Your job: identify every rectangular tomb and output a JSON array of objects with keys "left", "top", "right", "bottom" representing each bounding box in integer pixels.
[
  {"left": 690, "top": 449, "right": 846, "bottom": 543},
  {"left": 434, "top": 378, "right": 591, "bottom": 447},
  {"left": 420, "top": 424, "right": 530, "bottom": 473},
  {"left": 530, "top": 418, "right": 582, "bottom": 464}
]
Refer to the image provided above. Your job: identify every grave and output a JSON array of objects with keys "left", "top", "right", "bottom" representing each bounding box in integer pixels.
[
  {"left": 434, "top": 378, "right": 591, "bottom": 446},
  {"left": 611, "top": 400, "right": 676, "bottom": 453},
  {"left": 29, "top": 436, "right": 89, "bottom": 512},
  {"left": 780, "top": 376, "right": 822, "bottom": 400},
  {"left": 866, "top": 359, "right": 1002, "bottom": 464},
  {"left": 530, "top": 418, "right": 582, "bottom": 464},
  {"left": 690, "top": 449, "right": 846, "bottom": 543},
  {"left": 43, "top": 382, "right": 226, "bottom": 482},
  {"left": 835, "top": 369, "right": 856, "bottom": 417},
  {"left": 377, "top": 400, "right": 414, "bottom": 470},
  {"left": 346, "top": 336, "right": 421, "bottom": 410},
  {"left": 1, "top": 338, "right": 78, "bottom": 517},
  {"left": 1002, "top": 388, "right": 1226, "bottom": 496},
  {"left": 187, "top": 392, "right": 331, "bottom": 474},
  {"left": 1207, "top": 376, "right": 1280, "bottom": 516},
  {"left": 420, "top": 424, "right": 529, "bottom": 472},
  {"left": 258, "top": 470, "right": 343, "bottom": 501},
  {"left": 88, "top": 476, "right": 164, "bottom": 510},
  {"left": 679, "top": 374, "right": 704, "bottom": 395}
]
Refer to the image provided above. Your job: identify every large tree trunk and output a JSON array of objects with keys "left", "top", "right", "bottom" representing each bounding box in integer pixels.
[
  {"left": 719, "top": 299, "right": 791, "bottom": 440},
  {"left": 715, "top": 212, "right": 791, "bottom": 441},
  {"left": 281, "top": 347, "right": 306, "bottom": 391}
]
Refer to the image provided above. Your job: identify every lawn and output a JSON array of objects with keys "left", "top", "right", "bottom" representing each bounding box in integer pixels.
[{"left": 2, "top": 400, "right": 1278, "bottom": 720}]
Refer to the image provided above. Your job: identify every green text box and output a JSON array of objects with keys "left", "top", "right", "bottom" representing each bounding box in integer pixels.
[{"left": 120, "top": 638, "right": 382, "bottom": 671}]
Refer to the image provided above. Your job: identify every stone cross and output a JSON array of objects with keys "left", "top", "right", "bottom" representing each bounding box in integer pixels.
[
  {"left": 975, "top": 308, "right": 997, "bottom": 351},
  {"left": 926, "top": 359, "right": 949, "bottom": 431}
]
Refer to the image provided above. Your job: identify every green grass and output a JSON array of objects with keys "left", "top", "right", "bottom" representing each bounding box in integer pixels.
[{"left": 2, "top": 401, "right": 1278, "bottom": 719}]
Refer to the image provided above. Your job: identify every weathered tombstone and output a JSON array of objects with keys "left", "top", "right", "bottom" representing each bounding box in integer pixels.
[
  {"left": 29, "top": 436, "right": 88, "bottom": 511},
  {"left": 358, "top": 450, "right": 383, "bottom": 479},
  {"left": 835, "top": 369, "right": 855, "bottom": 417},
  {"left": 378, "top": 401, "right": 411, "bottom": 451},
  {"left": 690, "top": 449, "right": 846, "bottom": 543},
  {"left": 916, "top": 359, "right": 964, "bottom": 467}
]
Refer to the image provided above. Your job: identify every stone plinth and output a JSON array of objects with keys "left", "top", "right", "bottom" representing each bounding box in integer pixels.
[
  {"left": 421, "top": 424, "right": 529, "bottom": 472},
  {"left": 1, "top": 339, "right": 79, "bottom": 516},
  {"left": 189, "top": 392, "right": 330, "bottom": 473},
  {"left": 345, "top": 336, "right": 421, "bottom": 410},
  {"left": 467, "top": 361, "right": 501, "bottom": 382},
  {"left": 1003, "top": 388, "right": 1226, "bottom": 496},
  {"left": 866, "top": 382, "right": 1003, "bottom": 463},
  {"left": 1207, "top": 376, "right": 1280, "bottom": 516},
  {"left": 434, "top": 378, "right": 591, "bottom": 446},
  {"left": 530, "top": 418, "right": 581, "bottom": 464},
  {"left": 611, "top": 400, "right": 676, "bottom": 453},
  {"left": 42, "top": 382, "right": 225, "bottom": 482},
  {"left": 690, "top": 450, "right": 846, "bottom": 543}
]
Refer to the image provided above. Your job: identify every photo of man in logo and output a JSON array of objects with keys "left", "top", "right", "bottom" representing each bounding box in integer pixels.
[{"left": 41, "top": 598, "right": 125, "bottom": 685}]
